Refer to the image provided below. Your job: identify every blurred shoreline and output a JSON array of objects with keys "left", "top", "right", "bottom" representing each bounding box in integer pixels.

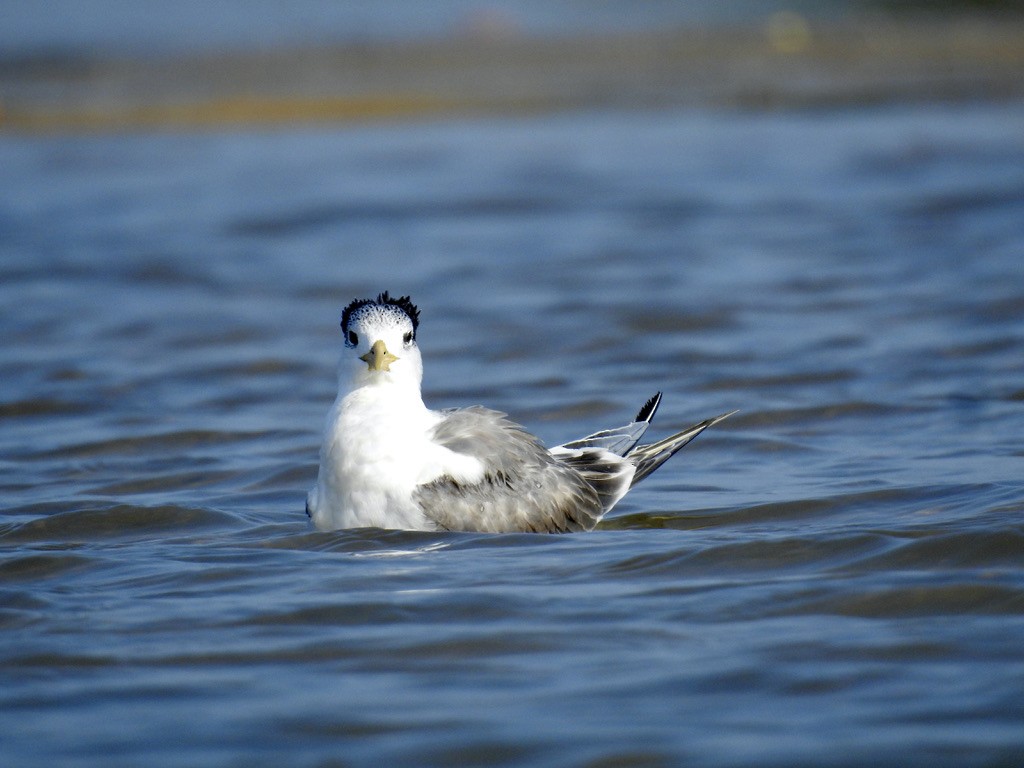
[{"left": 2, "top": 13, "right": 1023, "bottom": 133}]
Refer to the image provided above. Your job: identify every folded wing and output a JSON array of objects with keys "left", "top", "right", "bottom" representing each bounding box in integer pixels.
[
  {"left": 415, "top": 397, "right": 733, "bottom": 533},
  {"left": 415, "top": 406, "right": 607, "bottom": 532}
]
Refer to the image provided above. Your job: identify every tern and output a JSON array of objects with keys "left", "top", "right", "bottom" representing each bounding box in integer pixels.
[{"left": 307, "top": 292, "right": 732, "bottom": 532}]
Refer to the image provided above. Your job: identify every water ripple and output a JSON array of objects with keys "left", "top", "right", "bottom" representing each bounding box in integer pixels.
[
  {"left": 0, "top": 503, "right": 238, "bottom": 543},
  {"left": 2, "top": 101, "right": 1024, "bottom": 767}
]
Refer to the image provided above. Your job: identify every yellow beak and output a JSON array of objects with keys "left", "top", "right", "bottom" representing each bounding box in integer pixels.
[{"left": 359, "top": 339, "right": 399, "bottom": 372}]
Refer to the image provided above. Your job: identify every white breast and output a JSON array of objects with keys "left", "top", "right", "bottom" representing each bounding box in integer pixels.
[
  {"left": 310, "top": 376, "right": 491, "bottom": 531},
  {"left": 309, "top": 383, "right": 433, "bottom": 530}
]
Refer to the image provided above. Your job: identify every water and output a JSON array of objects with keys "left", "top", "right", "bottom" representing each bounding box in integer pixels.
[{"left": 2, "top": 102, "right": 1024, "bottom": 766}]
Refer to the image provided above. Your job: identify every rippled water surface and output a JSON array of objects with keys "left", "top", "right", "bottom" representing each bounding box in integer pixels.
[{"left": 2, "top": 103, "right": 1024, "bottom": 766}]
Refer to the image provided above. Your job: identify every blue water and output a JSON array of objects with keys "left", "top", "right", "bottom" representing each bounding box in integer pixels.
[{"left": 2, "top": 102, "right": 1024, "bottom": 766}]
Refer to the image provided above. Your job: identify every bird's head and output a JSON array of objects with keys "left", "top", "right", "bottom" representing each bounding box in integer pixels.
[{"left": 340, "top": 292, "right": 422, "bottom": 387}]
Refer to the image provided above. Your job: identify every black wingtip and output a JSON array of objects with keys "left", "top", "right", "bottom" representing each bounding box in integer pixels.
[
  {"left": 627, "top": 408, "right": 735, "bottom": 488},
  {"left": 634, "top": 392, "right": 663, "bottom": 424}
]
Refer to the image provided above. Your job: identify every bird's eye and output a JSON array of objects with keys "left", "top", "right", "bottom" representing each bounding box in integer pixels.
[
  {"left": 403, "top": 331, "right": 414, "bottom": 346},
  {"left": 346, "top": 330, "right": 358, "bottom": 347}
]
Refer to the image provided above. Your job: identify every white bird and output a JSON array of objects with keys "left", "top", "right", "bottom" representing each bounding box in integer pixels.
[{"left": 307, "top": 292, "right": 733, "bottom": 533}]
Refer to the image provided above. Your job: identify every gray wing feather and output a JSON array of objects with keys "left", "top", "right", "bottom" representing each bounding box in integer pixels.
[
  {"left": 415, "top": 407, "right": 604, "bottom": 533},
  {"left": 548, "top": 446, "right": 634, "bottom": 515},
  {"left": 554, "top": 405, "right": 735, "bottom": 514},
  {"left": 627, "top": 411, "right": 736, "bottom": 487},
  {"left": 416, "top": 399, "right": 733, "bottom": 533}
]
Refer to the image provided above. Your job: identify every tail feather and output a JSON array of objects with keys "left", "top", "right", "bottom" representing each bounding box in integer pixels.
[
  {"left": 553, "top": 396, "right": 734, "bottom": 520},
  {"left": 556, "top": 392, "right": 663, "bottom": 457},
  {"left": 627, "top": 411, "right": 736, "bottom": 487},
  {"left": 634, "top": 392, "right": 663, "bottom": 424}
]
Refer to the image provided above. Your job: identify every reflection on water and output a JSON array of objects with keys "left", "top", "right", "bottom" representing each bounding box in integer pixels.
[{"left": 1, "top": 102, "right": 1024, "bottom": 766}]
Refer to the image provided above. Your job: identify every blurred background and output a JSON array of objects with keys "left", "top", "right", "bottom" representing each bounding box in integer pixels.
[
  {"left": 3, "top": 1, "right": 1024, "bottom": 129},
  {"left": 2, "top": 3, "right": 1024, "bottom": 767}
]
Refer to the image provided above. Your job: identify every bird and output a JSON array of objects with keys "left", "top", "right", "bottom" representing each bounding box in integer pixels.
[{"left": 307, "top": 291, "right": 733, "bottom": 533}]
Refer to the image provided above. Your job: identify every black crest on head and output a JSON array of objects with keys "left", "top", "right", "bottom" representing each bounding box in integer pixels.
[{"left": 340, "top": 291, "right": 420, "bottom": 335}]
